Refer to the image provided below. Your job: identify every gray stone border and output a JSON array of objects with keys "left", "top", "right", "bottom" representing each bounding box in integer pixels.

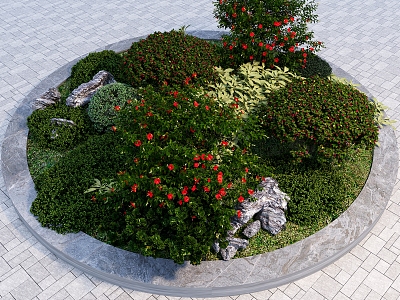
[{"left": 1, "top": 31, "right": 398, "bottom": 298}]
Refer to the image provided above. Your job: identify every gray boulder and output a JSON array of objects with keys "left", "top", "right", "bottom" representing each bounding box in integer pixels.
[
  {"left": 66, "top": 70, "right": 116, "bottom": 107},
  {"left": 32, "top": 88, "right": 61, "bottom": 110},
  {"left": 220, "top": 238, "right": 249, "bottom": 261},
  {"left": 243, "top": 220, "right": 261, "bottom": 238}
]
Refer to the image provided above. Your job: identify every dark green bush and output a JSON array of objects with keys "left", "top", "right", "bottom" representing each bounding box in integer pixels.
[
  {"left": 87, "top": 83, "right": 139, "bottom": 132},
  {"left": 122, "top": 29, "right": 220, "bottom": 88},
  {"left": 27, "top": 103, "right": 94, "bottom": 151},
  {"left": 30, "top": 133, "right": 128, "bottom": 234},
  {"left": 298, "top": 54, "right": 332, "bottom": 78},
  {"left": 257, "top": 77, "right": 378, "bottom": 164},
  {"left": 69, "top": 50, "right": 126, "bottom": 92}
]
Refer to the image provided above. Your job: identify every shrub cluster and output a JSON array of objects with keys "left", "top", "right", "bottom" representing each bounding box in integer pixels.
[
  {"left": 88, "top": 85, "right": 272, "bottom": 264},
  {"left": 213, "top": 0, "right": 323, "bottom": 70},
  {"left": 257, "top": 77, "right": 379, "bottom": 164},
  {"left": 122, "top": 30, "right": 220, "bottom": 88},
  {"left": 88, "top": 83, "right": 139, "bottom": 132},
  {"left": 30, "top": 133, "right": 128, "bottom": 234},
  {"left": 69, "top": 50, "right": 126, "bottom": 92},
  {"left": 27, "top": 103, "right": 93, "bottom": 151}
]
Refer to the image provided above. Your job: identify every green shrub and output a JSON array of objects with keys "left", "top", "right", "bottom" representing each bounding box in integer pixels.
[
  {"left": 213, "top": 0, "right": 323, "bottom": 69},
  {"left": 257, "top": 77, "right": 379, "bottom": 164},
  {"left": 87, "top": 83, "right": 139, "bottom": 132},
  {"left": 298, "top": 54, "right": 332, "bottom": 78},
  {"left": 122, "top": 29, "right": 220, "bottom": 88},
  {"left": 69, "top": 50, "right": 126, "bottom": 92},
  {"left": 30, "top": 133, "right": 128, "bottom": 234},
  {"left": 27, "top": 103, "right": 94, "bottom": 151},
  {"left": 90, "top": 85, "right": 272, "bottom": 264}
]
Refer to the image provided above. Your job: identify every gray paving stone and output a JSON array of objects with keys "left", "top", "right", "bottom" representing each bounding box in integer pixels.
[
  {"left": 362, "top": 269, "right": 392, "bottom": 296},
  {"left": 10, "top": 278, "right": 42, "bottom": 300},
  {"left": 64, "top": 274, "right": 95, "bottom": 300}
]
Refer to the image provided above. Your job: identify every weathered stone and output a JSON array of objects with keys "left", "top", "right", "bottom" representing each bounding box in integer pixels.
[
  {"left": 212, "top": 241, "right": 220, "bottom": 253},
  {"left": 219, "top": 238, "right": 249, "bottom": 261},
  {"left": 66, "top": 70, "right": 116, "bottom": 107},
  {"left": 32, "top": 87, "right": 61, "bottom": 110},
  {"left": 50, "top": 118, "right": 76, "bottom": 127},
  {"left": 255, "top": 199, "right": 287, "bottom": 235},
  {"left": 229, "top": 177, "right": 289, "bottom": 237},
  {"left": 243, "top": 220, "right": 261, "bottom": 238}
]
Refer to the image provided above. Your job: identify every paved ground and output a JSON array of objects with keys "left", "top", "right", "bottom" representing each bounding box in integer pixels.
[{"left": 0, "top": 0, "right": 400, "bottom": 299}]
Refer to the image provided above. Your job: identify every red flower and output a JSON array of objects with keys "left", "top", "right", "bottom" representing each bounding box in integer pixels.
[
  {"left": 178, "top": 200, "right": 183, "bottom": 206},
  {"left": 258, "top": 42, "right": 263, "bottom": 47},
  {"left": 205, "top": 105, "right": 210, "bottom": 111},
  {"left": 206, "top": 154, "right": 213, "bottom": 161},
  {"left": 213, "top": 165, "right": 219, "bottom": 171},
  {"left": 147, "top": 133, "right": 153, "bottom": 140},
  {"left": 207, "top": 178, "right": 211, "bottom": 183},
  {"left": 290, "top": 16, "right": 295, "bottom": 22},
  {"left": 173, "top": 91, "right": 179, "bottom": 98},
  {"left": 232, "top": 13, "right": 237, "bottom": 18},
  {"left": 167, "top": 164, "right": 174, "bottom": 171},
  {"left": 249, "top": 55, "right": 254, "bottom": 60},
  {"left": 201, "top": 164, "right": 206, "bottom": 169},
  {"left": 217, "top": 172, "right": 223, "bottom": 184},
  {"left": 241, "top": 6, "right": 246, "bottom": 12},
  {"left": 111, "top": 126, "right": 117, "bottom": 132},
  {"left": 154, "top": 178, "right": 161, "bottom": 185},
  {"left": 219, "top": 188, "right": 227, "bottom": 197},
  {"left": 173, "top": 101, "right": 179, "bottom": 107},
  {"left": 134, "top": 140, "right": 142, "bottom": 147},
  {"left": 310, "top": 47, "right": 314, "bottom": 51},
  {"left": 227, "top": 182, "right": 233, "bottom": 189},
  {"left": 283, "top": 18, "right": 288, "bottom": 24},
  {"left": 130, "top": 202, "right": 136, "bottom": 208},
  {"left": 241, "top": 177, "right": 247, "bottom": 183},
  {"left": 184, "top": 196, "right": 190, "bottom": 203},
  {"left": 167, "top": 193, "right": 174, "bottom": 200},
  {"left": 289, "top": 46, "right": 295, "bottom": 53},
  {"left": 237, "top": 210, "right": 242, "bottom": 218},
  {"left": 238, "top": 195, "right": 244, "bottom": 202},
  {"left": 181, "top": 188, "right": 188, "bottom": 195},
  {"left": 303, "top": 52, "right": 308, "bottom": 58},
  {"left": 274, "top": 57, "right": 279, "bottom": 63},
  {"left": 194, "top": 162, "right": 200, "bottom": 168},
  {"left": 242, "top": 44, "right": 248, "bottom": 50},
  {"left": 193, "top": 154, "right": 201, "bottom": 161},
  {"left": 245, "top": 167, "right": 249, "bottom": 173},
  {"left": 191, "top": 185, "right": 197, "bottom": 192},
  {"left": 203, "top": 186, "right": 210, "bottom": 192},
  {"left": 248, "top": 189, "right": 254, "bottom": 195},
  {"left": 193, "top": 101, "right": 199, "bottom": 107},
  {"left": 159, "top": 202, "right": 165, "bottom": 208},
  {"left": 215, "top": 193, "right": 222, "bottom": 200},
  {"left": 258, "top": 24, "right": 263, "bottom": 29},
  {"left": 114, "top": 105, "right": 121, "bottom": 111},
  {"left": 273, "top": 21, "right": 282, "bottom": 27},
  {"left": 194, "top": 177, "right": 200, "bottom": 184},
  {"left": 221, "top": 141, "right": 229, "bottom": 147},
  {"left": 190, "top": 127, "right": 195, "bottom": 133},
  {"left": 249, "top": 32, "right": 255, "bottom": 37},
  {"left": 147, "top": 191, "right": 154, "bottom": 198},
  {"left": 146, "top": 112, "right": 153, "bottom": 117}
]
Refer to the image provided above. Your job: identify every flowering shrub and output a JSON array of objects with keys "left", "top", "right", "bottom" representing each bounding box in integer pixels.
[
  {"left": 91, "top": 85, "right": 272, "bottom": 264},
  {"left": 87, "top": 83, "right": 139, "bottom": 132},
  {"left": 213, "top": 0, "right": 323, "bottom": 70},
  {"left": 122, "top": 29, "right": 220, "bottom": 88},
  {"left": 257, "top": 77, "right": 379, "bottom": 164},
  {"left": 298, "top": 53, "right": 332, "bottom": 78}
]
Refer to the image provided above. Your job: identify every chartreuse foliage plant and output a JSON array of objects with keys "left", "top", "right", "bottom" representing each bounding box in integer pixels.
[
  {"left": 213, "top": 0, "right": 323, "bottom": 70},
  {"left": 257, "top": 76, "right": 379, "bottom": 164},
  {"left": 122, "top": 29, "right": 220, "bottom": 88},
  {"left": 86, "top": 85, "right": 273, "bottom": 264},
  {"left": 87, "top": 83, "right": 139, "bottom": 132},
  {"left": 207, "top": 61, "right": 301, "bottom": 117}
]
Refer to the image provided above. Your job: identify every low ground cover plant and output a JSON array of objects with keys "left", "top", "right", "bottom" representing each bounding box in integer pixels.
[{"left": 26, "top": 2, "right": 382, "bottom": 264}]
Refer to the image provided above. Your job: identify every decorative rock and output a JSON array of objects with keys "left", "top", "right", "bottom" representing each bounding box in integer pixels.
[
  {"left": 32, "top": 87, "right": 61, "bottom": 110},
  {"left": 220, "top": 237, "right": 249, "bottom": 261},
  {"left": 66, "top": 70, "right": 116, "bottom": 107},
  {"left": 243, "top": 220, "right": 261, "bottom": 238},
  {"left": 212, "top": 241, "right": 220, "bottom": 253},
  {"left": 255, "top": 199, "right": 287, "bottom": 235},
  {"left": 50, "top": 118, "right": 76, "bottom": 127}
]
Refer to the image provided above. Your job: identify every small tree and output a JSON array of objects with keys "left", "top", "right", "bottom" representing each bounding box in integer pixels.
[{"left": 213, "top": 0, "right": 323, "bottom": 70}]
